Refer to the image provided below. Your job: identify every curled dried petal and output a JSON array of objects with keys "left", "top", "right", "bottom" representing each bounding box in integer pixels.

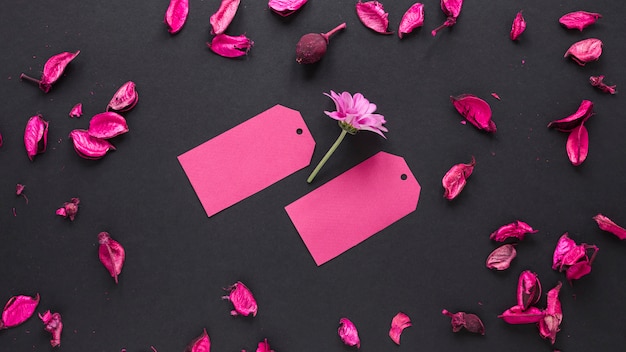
[
  {"left": 338, "top": 317, "right": 360, "bottom": 348},
  {"left": 55, "top": 197, "right": 80, "bottom": 221},
  {"left": 442, "top": 156, "right": 475, "bottom": 200},
  {"left": 69, "top": 129, "right": 116, "bottom": 160},
  {"left": 565, "top": 261, "right": 592, "bottom": 281},
  {"left": 589, "top": 75, "right": 617, "bottom": 95},
  {"left": 69, "top": 103, "right": 83, "bottom": 118},
  {"left": 486, "top": 244, "right": 516, "bottom": 270},
  {"left": 564, "top": 38, "right": 602, "bottom": 66},
  {"left": 107, "top": 81, "right": 139, "bottom": 112},
  {"left": 398, "top": 3, "right": 424, "bottom": 39},
  {"left": 223, "top": 281, "right": 257, "bottom": 317},
  {"left": 24, "top": 114, "right": 49, "bottom": 161},
  {"left": 356, "top": 1, "right": 392, "bottom": 34},
  {"left": 547, "top": 100, "right": 593, "bottom": 132},
  {"left": 559, "top": 11, "right": 601, "bottom": 31},
  {"left": 498, "top": 305, "right": 544, "bottom": 324},
  {"left": 88, "top": 112, "right": 129, "bottom": 139},
  {"left": 552, "top": 233, "right": 599, "bottom": 281},
  {"left": 165, "top": 0, "right": 189, "bottom": 34},
  {"left": 441, "top": 309, "right": 485, "bottom": 335},
  {"left": 389, "top": 312, "right": 411, "bottom": 345},
  {"left": 16, "top": 184, "right": 25, "bottom": 196},
  {"left": 510, "top": 11, "right": 526, "bottom": 41},
  {"left": 39, "top": 310, "right": 63, "bottom": 347},
  {"left": 98, "top": 232, "right": 125, "bottom": 284},
  {"left": 268, "top": 0, "right": 307, "bottom": 17},
  {"left": 185, "top": 329, "right": 210, "bottom": 352},
  {"left": 208, "top": 34, "right": 253, "bottom": 58},
  {"left": 431, "top": 0, "right": 463, "bottom": 36},
  {"left": 210, "top": 0, "right": 240, "bottom": 35},
  {"left": 517, "top": 270, "right": 541, "bottom": 310},
  {"left": 566, "top": 124, "right": 589, "bottom": 166},
  {"left": 593, "top": 214, "right": 626, "bottom": 240},
  {"left": 450, "top": 94, "right": 496, "bottom": 133},
  {"left": 490, "top": 221, "right": 538, "bottom": 242},
  {"left": 20, "top": 51, "right": 79, "bottom": 93},
  {"left": 256, "top": 338, "right": 274, "bottom": 352},
  {"left": 539, "top": 282, "right": 562, "bottom": 345},
  {"left": 1, "top": 294, "right": 40, "bottom": 329}
]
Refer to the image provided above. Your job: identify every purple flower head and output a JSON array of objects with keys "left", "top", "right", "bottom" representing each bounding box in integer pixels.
[{"left": 324, "top": 91, "right": 388, "bottom": 137}]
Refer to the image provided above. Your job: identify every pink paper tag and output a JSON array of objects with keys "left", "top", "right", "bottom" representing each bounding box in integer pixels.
[
  {"left": 178, "top": 105, "right": 315, "bottom": 217},
  {"left": 285, "top": 151, "right": 421, "bottom": 266}
]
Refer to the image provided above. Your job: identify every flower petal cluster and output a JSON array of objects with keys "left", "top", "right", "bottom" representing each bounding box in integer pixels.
[{"left": 324, "top": 91, "right": 387, "bottom": 137}]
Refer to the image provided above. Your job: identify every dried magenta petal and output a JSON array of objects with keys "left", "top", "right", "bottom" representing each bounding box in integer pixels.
[
  {"left": 107, "top": 81, "right": 139, "bottom": 112},
  {"left": 486, "top": 244, "right": 516, "bottom": 271},
  {"left": 268, "top": 0, "right": 307, "bottom": 17},
  {"left": 338, "top": 317, "right": 360, "bottom": 348},
  {"left": 20, "top": 51, "right": 79, "bottom": 93},
  {"left": 442, "top": 156, "right": 475, "bottom": 200},
  {"left": 566, "top": 124, "right": 589, "bottom": 166},
  {"left": 1, "top": 294, "right": 40, "bottom": 329},
  {"left": 450, "top": 94, "right": 496, "bottom": 133},
  {"left": 517, "top": 270, "right": 541, "bottom": 310},
  {"left": 490, "top": 221, "right": 538, "bottom": 242},
  {"left": 295, "top": 23, "right": 346, "bottom": 64},
  {"left": 39, "top": 310, "right": 63, "bottom": 347},
  {"left": 16, "top": 183, "right": 25, "bottom": 196},
  {"left": 539, "top": 282, "right": 562, "bottom": 345},
  {"left": 88, "top": 112, "right": 129, "bottom": 139},
  {"left": 510, "top": 11, "right": 526, "bottom": 41},
  {"left": 398, "top": 3, "right": 425, "bottom": 39},
  {"left": 589, "top": 75, "right": 617, "bottom": 95},
  {"left": 564, "top": 38, "right": 602, "bottom": 66},
  {"left": 559, "top": 11, "right": 601, "bottom": 31},
  {"left": 255, "top": 338, "right": 274, "bottom": 352},
  {"left": 441, "top": 309, "right": 485, "bottom": 335},
  {"left": 565, "top": 261, "right": 592, "bottom": 281},
  {"left": 98, "top": 232, "right": 125, "bottom": 284},
  {"left": 498, "top": 305, "right": 545, "bottom": 324},
  {"left": 552, "top": 233, "right": 598, "bottom": 281},
  {"left": 547, "top": 100, "right": 593, "bottom": 132},
  {"left": 223, "top": 281, "right": 257, "bottom": 317},
  {"left": 389, "top": 312, "right": 411, "bottom": 345},
  {"left": 210, "top": 0, "right": 240, "bottom": 35},
  {"left": 24, "top": 114, "right": 49, "bottom": 161},
  {"left": 593, "top": 214, "right": 626, "bottom": 240},
  {"left": 356, "top": 1, "right": 392, "bottom": 34},
  {"left": 431, "top": 0, "right": 463, "bottom": 36},
  {"left": 165, "top": 0, "right": 189, "bottom": 34},
  {"left": 69, "top": 129, "right": 116, "bottom": 160},
  {"left": 55, "top": 197, "right": 80, "bottom": 221},
  {"left": 185, "top": 329, "right": 210, "bottom": 352},
  {"left": 69, "top": 103, "right": 83, "bottom": 118},
  {"left": 208, "top": 34, "right": 253, "bottom": 58}
]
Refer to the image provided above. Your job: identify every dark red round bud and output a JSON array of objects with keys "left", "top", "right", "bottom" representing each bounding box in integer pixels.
[{"left": 296, "top": 33, "right": 327, "bottom": 64}]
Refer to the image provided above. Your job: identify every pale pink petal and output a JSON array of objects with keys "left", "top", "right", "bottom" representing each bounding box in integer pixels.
[
  {"left": 210, "top": 0, "right": 240, "bottom": 35},
  {"left": 208, "top": 33, "right": 253, "bottom": 58},
  {"left": 165, "top": 0, "right": 189, "bottom": 34},
  {"left": 486, "top": 244, "right": 516, "bottom": 270},
  {"left": 356, "top": 1, "right": 392, "bottom": 34},
  {"left": 268, "top": 0, "right": 307, "bottom": 17},
  {"left": 593, "top": 214, "right": 626, "bottom": 240},
  {"left": 389, "top": 312, "right": 411, "bottom": 345}
]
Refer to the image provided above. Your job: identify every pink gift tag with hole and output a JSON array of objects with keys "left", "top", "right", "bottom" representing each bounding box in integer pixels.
[
  {"left": 178, "top": 105, "right": 315, "bottom": 217},
  {"left": 285, "top": 151, "right": 421, "bottom": 266}
]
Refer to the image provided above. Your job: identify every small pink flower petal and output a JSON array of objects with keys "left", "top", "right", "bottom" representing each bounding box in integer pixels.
[
  {"left": 69, "top": 103, "right": 83, "bottom": 118},
  {"left": 398, "top": 3, "right": 424, "bottom": 39},
  {"left": 559, "top": 11, "right": 601, "bottom": 31},
  {"left": 451, "top": 94, "right": 496, "bottom": 133},
  {"left": 564, "top": 38, "right": 602, "bottom": 66},
  {"left": 486, "top": 244, "right": 516, "bottom": 270},
  {"left": 55, "top": 197, "right": 80, "bottom": 221},
  {"left": 356, "top": 1, "right": 392, "bottom": 34},
  {"left": 338, "top": 317, "right": 360, "bottom": 348},
  {"left": 210, "top": 0, "right": 240, "bottom": 35},
  {"left": 442, "top": 156, "right": 475, "bottom": 200},
  {"left": 517, "top": 270, "right": 541, "bottom": 310},
  {"left": 88, "top": 112, "right": 129, "bottom": 139},
  {"left": 107, "top": 81, "right": 138, "bottom": 112},
  {"left": 39, "top": 310, "right": 63, "bottom": 347},
  {"left": 223, "top": 281, "right": 257, "bottom": 317},
  {"left": 589, "top": 75, "right": 617, "bottom": 95},
  {"left": 268, "top": 0, "right": 307, "bottom": 17},
  {"left": 389, "top": 312, "right": 411, "bottom": 345},
  {"left": 490, "top": 220, "right": 538, "bottom": 242},
  {"left": 539, "top": 282, "right": 562, "bottom": 345},
  {"left": 98, "top": 232, "right": 126, "bottom": 284},
  {"left": 165, "top": 0, "right": 189, "bottom": 34},
  {"left": 20, "top": 51, "right": 79, "bottom": 93},
  {"left": 185, "top": 329, "right": 210, "bottom": 352},
  {"left": 547, "top": 100, "right": 593, "bottom": 132},
  {"left": 431, "top": 0, "right": 463, "bottom": 36},
  {"left": 1, "top": 294, "right": 40, "bottom": 329},
  {"left": 593, "top": 214, "right": 626, "bottom": 240},
  {"left": 510, "top": 11, "right": 526, "bottom": 40},
  {"left": 69, "top": 129, "right": 116, "bottom": 160},
  {"left": 565, "top": 260, "right": 592, "bottom": 281},
  {"left": 498, "top": 305, "right": 545, "bottom": 324},
  {"left": 24, "top": 114, "right": 49, "bottom": 161},
  {"left": 566, "top": 124, "right": 589, "bottom": 166},
  {"left": 208, "top": 33, "right": 253, "bottom": 58},
  {"left": 255, "top": 338, "right": 274, "bottom": 352}
]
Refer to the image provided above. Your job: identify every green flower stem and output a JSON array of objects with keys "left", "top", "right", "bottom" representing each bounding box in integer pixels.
[{"left": 307, "top": 129, "right": 348, "bottom": 183}]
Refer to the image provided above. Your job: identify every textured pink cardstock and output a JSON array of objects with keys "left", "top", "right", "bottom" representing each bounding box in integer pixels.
[
  {"left": 178, "top": 105, "right": 315, "bottom": 217},
  {"left": 285, "top": 152, "right": 421, "bottom": 266}
]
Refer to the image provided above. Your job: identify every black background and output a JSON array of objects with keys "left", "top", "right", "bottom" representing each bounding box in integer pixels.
[{"left": 2, "top": 0, "right": 625, "bottom": 351}]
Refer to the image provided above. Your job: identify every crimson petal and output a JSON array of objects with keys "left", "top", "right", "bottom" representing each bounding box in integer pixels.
[
  {"left": 547, "top": 100, "right": 593, "bottom": 132},
  {"left": 451, "top": 94, "right": 496, "bottom": 133},
  {"left": 185, "top": 329, "right": 210, "bottom": 352},
  {"left": 510, "top": 11, "right": 526, "bottom": 40},
  {"left": 23, "top": 115, "right": 48, "bottom": 161},
  {"left": 165, "top": 0, "right": 189, "bottom": 34},
  {"left": 107, "top": 81, "right": 138, "bottom": 112},
  {"left": 98, "top": 232, "right": 125, "bottom": 284},
  {"left": 442, "top": 156, "right": 475, "bottom": 200},
  {"left": 1, "top": 294, "right": 40, "bottom": 329},
  {"left": 566, "top": 124, "right": 589, "bottom": 166},
  {"left": 593, "top": 214, "right": 626, "bottom": 240}
]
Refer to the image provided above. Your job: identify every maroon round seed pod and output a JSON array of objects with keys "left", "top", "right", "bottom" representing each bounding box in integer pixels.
[{"left": 296, "top": 23, "right": 345, "bottom": 64}]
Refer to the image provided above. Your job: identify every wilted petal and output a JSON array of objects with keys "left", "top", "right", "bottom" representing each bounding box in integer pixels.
[
  {"left": 338, "top": 318, "right": 360, "bottom": 348},
  {"left": 24, "top": 115, "right": 49, "bottom": 161},
  {"left": 39, "top": 310, "right": 63, "bottom": 347},
  {"left": 20, "top": 51, "right": 79, "bottom": 93},
  {"left": 517, "top": 270, "right": 541, "bottom": 310},
  {"left": 490, "top": 221, "right": 538, "bottom": 242},
  {"left": 441, "top": 309, "right": 485, "bottom": 335},
  {"left": 565, "top": 260, "right": 592, "bottom": 281},
  {"left": 498, "top": 305, "right": 544, "bottom": 324},
  {"left": 268, "top": 0, "right": 307, "bottom": 17},
  {"left": 510, "top": 11, "right": 526, "bottom": 40},
  {"left": 1, "top": 294, "right": 40, "bottom": 329},
  {"left": 398, "top": 3, "right": 424, "bottom": 39},
  {"left": 539, "top": 282, "right": 562, "bottom": 345},
  {"left": 431, "top": 0, "right": 463, "bottom": 36},
  {"left": 547, "top": 100, "right": 593, "bottom": 132},
  {"left": 566, "top": 124, "right": 589, "bottom": 166},
  {"left": 107, "top": 81, "right": 138, "bottom": 112},
  {"left": 450, "top": 94, "right": 496, "bottom": 133},
  {"left": 486, "top": 244, "right": 516, "bottom": 270},
  {"left": 98, "top": 232, "right": 125, "bottom": 284},
  {"left": 210, "top": 0, "right": 240, "bottom": 35},
  {"left": 564, "top": 38, "right": 602, "bottom": 66},
  {"left": 165, "top": 0, "right": 189, "bottom": 34},
  {"left": 389, "top": 312, "right": 411, "bottom": 345},
  {"left": 208, "top": 33, "right": 253, "bottom": 58},
  {"left": 69, "top": 103, "right": 83, "bottom": 118},
  {"left": 593, "top": 214, "right": 626, "bottom": 240},
  {"left": 88, "top": 112, "right": 129, "bottom": 139},
  {"left": 16, "top": 184, "right": 25, "bottom": 196},
  {"left": 356, "top": 1, "right": 392, "bottom": 34},
  {"left": 442, "top": 156, "right": 475, "bottom": 200},
  {"left": 56, "top": 197, "right": 80, "bottom": 221},
  {"left": 69, "top": 129, "right": 116, "bottom": 160},
  {"left": 589, "top": 75, "right": 617, "bottom": 95},
  {"left": 255, "top": 338, "right": 274, "bottom": 352},
  {"left": 185, "top": 329, "right": 210, "bottom": 352},
  {"left": 559, "top": 11, "right": 601, "bottom": 31},
  {"left": 223, "top": 281, "right": 257, "bottom": 317}
]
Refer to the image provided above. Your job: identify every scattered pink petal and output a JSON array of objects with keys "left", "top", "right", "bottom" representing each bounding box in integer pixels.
[
  {"left": 442, "top": 156, "right": 475, "bottom": 200},
  {"left": 486, "top": 244, "right": 516, "bottom": 270},
  {"left": 490, "top": 220, "right": 538, "bottom": 242},
  {"left": 24, "top": 114, "right": 49, "bottom": 161},
  {"left": 398, "top": 3, "right": 425, "bottom": 39},
  {"left": 69, "top": 129, "right": 116, "bottom": 160},
  {"left": 450, "top": 94, "right": 496, "bottom": 133},
  {"left": 510, "top": 11, "right": 526, "bottom": 40},
  {"left": 185, "top": 329, "right": 210, "bottom": 352},
  {"left": 566, "top": 124, "right": 589, "bottom": 166},
  {"left": 165, "top": 0, "right": 189, "bottom": 34},
  {"left": 98, "top": 232, "right": 125, "bottom": 284},
  {"left": 208, "top": 33, "right": 253, "bottom": 58},
  {"left": 389, "top": 312, "right": 411, "bottom": 345},
  {"left": 431, "top": 0, "right": 463, "bottom": 36},
  {"left": 255, "top": 338, "right": 274, "bottom": 352},
  {"left": 107, "top": 81, "right": 138, "bottom": 112},
  {"left": 69, "top": 103, "right": 83, "bottom": 118},
  {"left": 356, "top": 1, "right": 392, "bottom": 34},
  {"left": 559, "top": 11, "right": 601, "bottom": 31},
  {"left": 441, "top": 309, "right": 485, "bottom": 335},
  {"left": 565, "top": 260, "right": 592, "bottom": 281},
  {"left": 517, "top": 270, "right": 541, "bottom": 310},
  {"left": 589, "top": 75, "right": 617, "bottom": 95},
  {"left": 552, "top": 233, "right": 598, "bottom": 282},
  {"left": 547, "top": 100, "right": 593, "bottom": 132},
  {"left": 552, "top": 233, "right": 581, "bottom": 269},
  {"left": 498, "top": 305, "right": 545, "bottom": 324},
  {"left": 88, "top": 112, "right": 129, "bottom": 139},
  {"left": 338, "top": 317, "right": 360, "bottom": 348},
  {"left": 16, "top": 184, "right": 28, "bottom": 204},
  {"left": 1, "top": 294, "right": 40, "bottom": 329},
  {"left": 593, "top": 214, "right": 626, "bottom": 240},
  {"left": 295, "top": 23, "right": 346, "bottom": 64},
  {"left": 55, "top": 197, "right": 80, "bottom": 221},
  {"left": 0, "top": 132, "right": 3, "bottom": 147},
  {"left": 39, "top": 310, "right": 63, "bottom": 347},
  {"left": 20, "top": 51, "right": 79, "bottom": 93},
  {"left": 490, "top": 92, "right": 501, "bottom": 100},
  {"left": 268, "top": 0, "right": 307, "bottom": 17},
  {"left": 539, "top": 282, "right": 562, "bottom": 345},
  {"left": 223, "top": 281, "right": 257, "bottom": 317},
  {"left": 564, "top": 38, "right": 602, "bottom": 66},
  {"left": 210, "top": 0, "right": 240, "bottom": 35}
]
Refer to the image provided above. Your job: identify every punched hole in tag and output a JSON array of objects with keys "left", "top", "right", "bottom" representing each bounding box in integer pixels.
[
  {"left": 296, "top": 128, "right": 303, "bottom": 135},
  {"left": 400, "top": 174, "right": 407, "bottom": 180}
]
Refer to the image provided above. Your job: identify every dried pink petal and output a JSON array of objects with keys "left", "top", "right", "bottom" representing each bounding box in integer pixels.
[
  {"left": 539, "top": 282, "right": 562, "bottom": 345},
  {"left": 107, "top": 81, "right": 139, "bottom": 112},
  {"left": 295, "top": 23, "right": 346, "bottom": 64},
  {"left": 589, "top": 75, "right": 617, "bottom": 95},
  {"left": 491, "top": 92, "right": 501, "bottom": 100},
  {"left": 223, "top": 281, "right": 257, "bottom": 317},
  {"left": 88, "top": 112, "right": 129, "bottom": 139},
  {"left": 510, "top": 11, "right": 526, "bottom": 40},
  {"left": 69, "top": 103, "right": 83, "bottom": 118},
  {"left": 20, "top": 51, "right": 79, "bottom": 93},
  {"left": 185, "top": 329, "right": 210, "bottom": 352},
  {"left": 39, "top": 310, "right": 63, "bottom": 347},
  {"left": 442, "top": 156, "right": 475, "bottom": 200},
  {"left": 208, "top": 33, "right": 253, "bottom": 58},
  {"left": 356, "top": 1, "right": 392, "bottom": 34},
  {"left": 55, "top": 197, "right": 80, "bottom": 221},
  {"left": 338, "top": 317, "right": 360, "bottom": 348},
  {"left": 564, "top": 38, "right": 602, "bottom": 66},
  {"left": 24, "top": 114, "right": 49, "bottom": 161},
  {"left": 398, "top": 3, "right": 425, "bottom": 39},
  {"left": 517, "top": 270, "right": 541, "bottom": 310},
  {"left": 450, "top": 94, "right": 496, "bottom": 133},
  {"left": 498, "top": 305, "right": 545, "bottom": 324},
  {"left": 389, "top": 312, "right": 411, "bottom": 345},
  {"left": 16, "top": 184, "right": 25, "bottom": 196},
  {"left": 547, "top": 100, "right": 593, "bottom": 132},
  {"left": 1, "top": 294, "right": 40, "bottom": 329},
  {"left": 593, "top": 214, "right": 626, "bottom": 240},
  {"left": 565, "top": 260, "right": 592, "bottom": 281},
  {"left": 486, "top": 244, "right": 516, "bottom": 270},
  {"left": 210, "top": 0, "right": 240, "bottom": 35},
  {"left": 566, "top": 124, "right": 589, "bottom": 166},
  {"left": 165, "top": 0, "right": 189, "bottom": 34},
  {"left": 98, "top": 232, "right": 125, "bottom": 284},
  {"left": 255, "top": 338, "right": 274, "bottom": 352},
  {"left": 552, "top": 233, "right": 598, "bottom": 281},
  {"left": 431, "top": 0, "right": 463, "bottom": 36},
  {"left": 69, "top": 129, "right": 116, "bottom": 160},
  {"left": 441, "top": 309, "right": 485, "bottom": 335},
  {"left": 559, "top": 11, "right": 601, "bottom": 31},
  {"left": 268, "top": 0, "right": 307, "bottom": 17},
  {"left": 490, "top": 220, "right": 538, "bottom": 242},
  {"left": 0, "top": 132, "right": 3, "bottom": 147}
]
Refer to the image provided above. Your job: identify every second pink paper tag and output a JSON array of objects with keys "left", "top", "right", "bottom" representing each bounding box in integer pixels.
[{"left": 285, "top": 151, "right": 421, "bottom": 266}]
